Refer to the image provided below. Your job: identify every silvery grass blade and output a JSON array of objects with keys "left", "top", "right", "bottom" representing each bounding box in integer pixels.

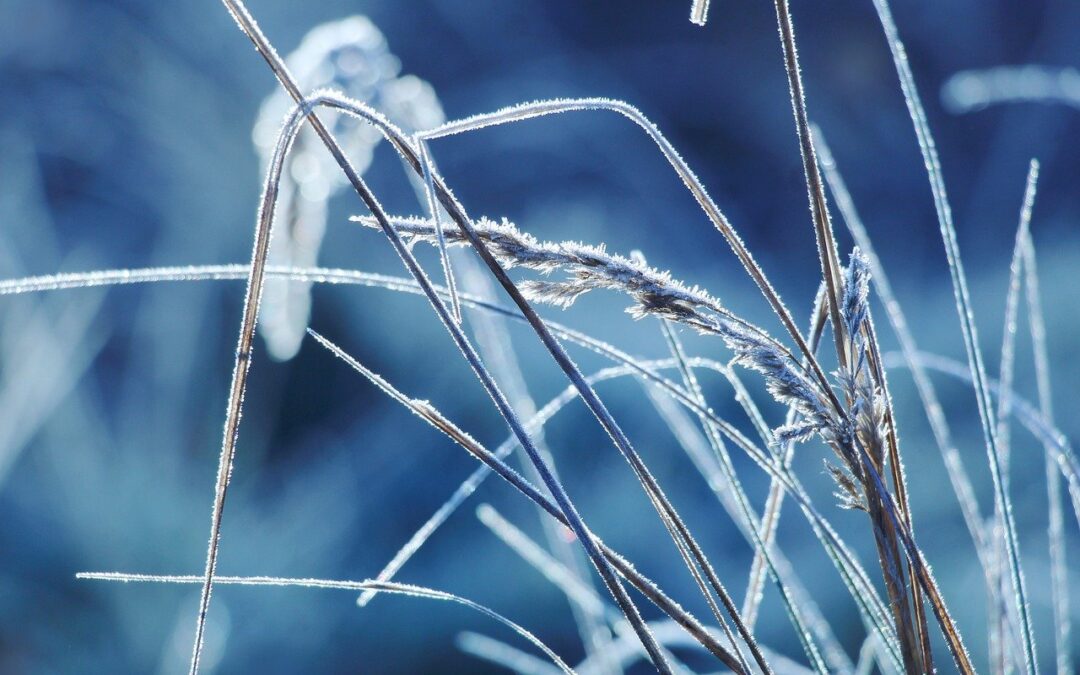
[
  {"left": 476, "top": 504, "right": 691, "bottom": 674},
  {"left": 0, "top": 261, "right": 909, "bottom": 667},
  {"left": 1020, "top": 229, "right": 1071, "bottom": 675},
  {"left": 988, "top": 160, "right": 1040, "bottom": 673},
  {"left": 883, "top": 351, "right": 1080, "bottom": 526},
  {"left": 210, "top": 8, "right": 673, "bottom": 666},
  {"left": 77, "top": 573, "right": 573, "bottom": 675},
  {"left": 941, "top": 66, "right": 1080, "bottom": 114},
  {"left": 181, "top": 87, "right": 425, "bottom": 675},
  {"left": 996, "top": 161, "right": 1039, "bottom": 498},
  {"left": 417, "top": 139, "right": 462, "bottom": 325},
  {"left": 870, "top": 1, "right": 1037, "bottom": 669},
  {"left": 304, "top": 329, "right": 748, "bottom": 673},
  {"left": 187, "top": 80, "right": 317, "bottom": 675},
  {"left": 770, "top": 0, "right": 848, "bottom": 371},
  {"left": 457, "top": 632, "right": 564, "bottom": 675}
]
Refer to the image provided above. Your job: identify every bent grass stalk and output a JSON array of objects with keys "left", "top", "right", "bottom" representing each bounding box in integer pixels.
[{"left": 1020, "top": 228, "right": 1072, "bottom": 675}]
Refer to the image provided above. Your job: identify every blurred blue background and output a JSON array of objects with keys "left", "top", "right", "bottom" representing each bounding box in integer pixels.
[{"left": 1, "top": 0, "right": 1078, "bottom": 672}]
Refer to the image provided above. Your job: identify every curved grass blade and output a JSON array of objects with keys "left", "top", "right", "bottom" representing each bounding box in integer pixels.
[
  {"left": 988, "top": 160, "right": 1040, "bottom": 672},
  {"left": 870, "top": 2, "right": 1038, "bottom": 669},
  {"left": 78, "top": 573, "right": 573, "bottom": 674},
  {"left": 420, "top": 98, "right": 836, "bottom": 400}
]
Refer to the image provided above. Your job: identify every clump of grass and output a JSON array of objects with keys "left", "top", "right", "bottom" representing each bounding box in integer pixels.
[{"left": 0, "top": 0, "right": 1074, "bottom": 673}]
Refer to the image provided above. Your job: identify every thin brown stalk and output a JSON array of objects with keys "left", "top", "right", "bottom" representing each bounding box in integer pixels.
[
  {"left": 771, "top": 1, "right": 925, "bottom": 669},
  {"left": 771, "top": 0, "right": 848, "bottom": 369},
  {"left": 862, "top": 317, "right": 934, "bottom": 668}
]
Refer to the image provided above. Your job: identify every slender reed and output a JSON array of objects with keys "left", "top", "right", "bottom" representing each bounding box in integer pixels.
[
  {"left": 1021, "top": 231, "right": 1071, "bottom": 675},
  {"left": 217, "top": 3, "right": 771, "bottom": 662},
  {"left": 187, "top": 87, "right": 311, "bottom": 675}
]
